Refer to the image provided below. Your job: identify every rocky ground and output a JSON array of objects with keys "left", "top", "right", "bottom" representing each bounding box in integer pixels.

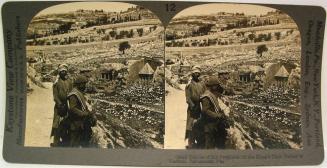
[{"left": 91, "top": 90, "right": 164, "bottom": 149}]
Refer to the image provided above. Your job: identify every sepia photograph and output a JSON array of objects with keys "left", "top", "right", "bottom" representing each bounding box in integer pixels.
[
  {"left": 25, "top": 2, "right": 165, "bottom": 149},
  {"left": 2, "top": 0, "right": 326, "bottom": 166},
  {"left": 164, "top": 3, "right": 302, "bottom": 150}
]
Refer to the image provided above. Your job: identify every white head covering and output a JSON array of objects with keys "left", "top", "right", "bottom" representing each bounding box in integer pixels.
[
  {"left": 191, "top": 65, "right": 201, "bottom": 74},
  {"left": 58, "top": 64, "right": 68, "bottom": 72}
]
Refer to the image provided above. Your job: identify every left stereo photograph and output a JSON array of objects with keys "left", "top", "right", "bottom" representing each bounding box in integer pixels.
[{"left": 25, "top": 1, "right": 165, "bottom": 149}]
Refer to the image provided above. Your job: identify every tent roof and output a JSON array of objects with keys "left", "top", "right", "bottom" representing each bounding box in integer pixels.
[
  {"left": 139, "top": 63, "right": 154, "bottom": 75},
  {"left": 275, "top": 65, "right": 289, "bottom": 77}
]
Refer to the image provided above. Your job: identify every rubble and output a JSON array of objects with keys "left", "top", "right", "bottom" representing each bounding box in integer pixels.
[
  {"left": 232, "top": 108, "right": 299, "bottom": 149},
  {"left": 27, "top": 65, "right": 46, "bottom": 90},
  {"left": 92, "top": 106, "right": 160, "bottom": 148},
  {"left": 89, "top": 80, "right": 164, "bottom": 148}
]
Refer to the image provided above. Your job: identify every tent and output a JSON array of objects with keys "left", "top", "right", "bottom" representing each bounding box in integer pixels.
[
  {"left": 274, "top": 65, "right": 289, "bottom": 78},
  {"left": 139, "top": 63, "right": 154, "bottom": 80},
  {"left": 274, "top": 65, "right": 289, "bottom": 87}
]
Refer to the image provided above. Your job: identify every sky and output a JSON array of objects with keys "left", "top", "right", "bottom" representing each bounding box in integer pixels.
[
  {"left": 36, "top": 2, "right": 137, "bottom": 16},
  {"left": 174, "top": 3, "right": 277, "bottom": 18}
]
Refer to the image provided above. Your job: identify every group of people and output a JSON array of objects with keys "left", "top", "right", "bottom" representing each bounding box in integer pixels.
[
  {"left": 185, "top": 66, "right": 233, "bottom": 149},
  {"left": 51, "top": 64, "right": 97, "bottom": 147}
]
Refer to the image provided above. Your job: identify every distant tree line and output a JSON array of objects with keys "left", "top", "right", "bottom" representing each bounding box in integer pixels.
[
  {"left": 166, "top": 17, "right": 284, "bottom": 41},
  {"left": 27, "top": 25, "right": 159, "bottom": 46},
  {"left": 166, "top": 30, "right": 294, "bottom": 47},
  {"left": 27, "top": 13, "right": 145, "bottom": 39}
]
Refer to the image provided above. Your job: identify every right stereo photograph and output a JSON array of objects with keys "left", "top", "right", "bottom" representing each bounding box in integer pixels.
[{"left": 164, "top": 3, "right": 301, "bottom": 150}]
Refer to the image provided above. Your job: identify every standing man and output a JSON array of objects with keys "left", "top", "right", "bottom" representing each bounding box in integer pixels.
[
  {"left": 67, "top": 75, "right": 96, "bottom": 147},
  {"left": 200, "top": 76, "right": 229, "bottom": 149},
  {"left": 185, "top": 66, "right": 206, "bottom": 148},
  {"left": 51, "top": 64, "right": 73, "bottom": 147}
]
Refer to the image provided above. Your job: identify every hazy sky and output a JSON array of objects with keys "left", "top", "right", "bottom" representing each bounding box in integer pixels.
[
  {"left": 174, "top": 3, "right": 276, "bottom": 18},
  {"left": 36, "top": 2, "right": 137, "bottom": 16}
]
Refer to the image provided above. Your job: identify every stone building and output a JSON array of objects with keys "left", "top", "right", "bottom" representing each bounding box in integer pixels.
[
  {"left": 100, "top": 63, "right": 127, "bottom": 81},
  {"left": 274, "top": 65, "right": 289, "bottom": 88},
  {"left": 138, "top": 63, "right": 154, "bottom": 80}
]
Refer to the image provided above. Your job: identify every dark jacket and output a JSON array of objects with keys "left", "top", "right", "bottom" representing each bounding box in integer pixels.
[
  {"left": 52, "top": 77, "right": 73, "bottom": 129},
  {"left": 67, "top": 88, "right": 90, "bottom": 130},
  {"left": 200, "top": 90, "right": 227, "bottom": 132},
  {"left": 185, "top": 79, "right": 206, "bottom": 118}
]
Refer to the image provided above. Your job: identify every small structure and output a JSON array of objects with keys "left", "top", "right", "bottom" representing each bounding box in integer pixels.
[
  {"left": 70, "top": 21, "right": 87, "bottom": 31},
  {"left": 274, "top": 65, "right": 289, "bottom": 88},
  {"left": 139, "top": 63, "right": 154, "bottom": 80},
  {"left": 238, "top": 66, "right": 252, "bottom": 83},
  {"left": 100, "top": 63, "right": 126, "bottom": 81},
  {"left": 209, "top": 23, "right": 228, "bottom": 34}
]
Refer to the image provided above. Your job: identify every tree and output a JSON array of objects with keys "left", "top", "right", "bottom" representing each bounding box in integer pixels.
[
  {"left": 266, "top": 33, "right": 272, "bottom": 41},
  {"left": 137, "top": 28, "right": 144, "bottom": 37},
  {"left": 274, "top": 32, "right": 281, "bottom": 40},
  {"left": 119, "top": 30, "right": 129, "bottom": 38},
  {"left": 119, "top": 41, "right": 131, "bottom": 54},
  {"left": 109, "top": 30, "right": 117, "bottom": 38},
  {"left": 197, "top": 24, "right": 214, "bottom": 36},
  {"left": 58, "top": 22, "right": 73, "bottom": 34},
  {"left": 166, "top": 42, "right": 172, "bottom": 47},
  {"left": 128, "top": 29, "right": 134, "bottom": 38},
  {"left": 166, "top": 33, "right": 176, "bottom": 41},
  {"left": 257, "top": 44, "right": 268, "bottom": 57},
  {"left": 248, "top": 33, "right": 256, "bottom": 42}
]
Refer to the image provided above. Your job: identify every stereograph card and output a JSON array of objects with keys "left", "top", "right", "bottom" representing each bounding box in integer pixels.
[{"left": 1, "top": 0, "right": 325, "bottom": 166}]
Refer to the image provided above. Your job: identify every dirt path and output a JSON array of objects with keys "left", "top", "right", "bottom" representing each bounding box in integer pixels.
[
  {"left": 164, "top": 86, "right": 187, "bottom": 149},
  {"left": 24, "top": 83, "right": 54, "bottom": 147}
]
